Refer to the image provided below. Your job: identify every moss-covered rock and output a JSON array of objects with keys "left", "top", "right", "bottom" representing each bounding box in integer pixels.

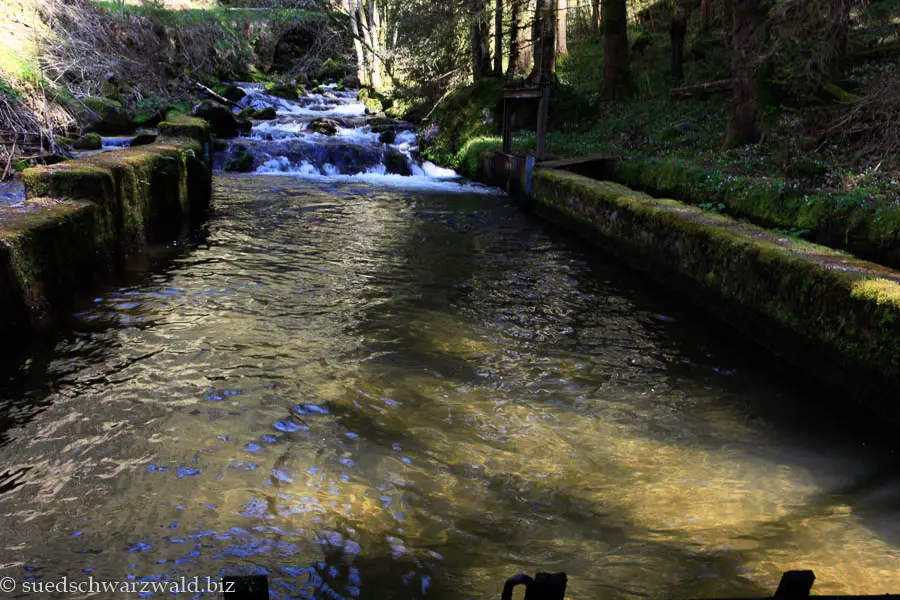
[
  {"left": 130, "top": 133, "right": 158, "bottom": 147},
  {"left": 158, "top": 115, "right": 210, "bottom": 144},
  {"left": 254, "top": 107, "right": 277, "bottom": 120},
  {"left": 81, "top": 97, "right": 134, "bottom": 135},
  {"left": 383, "top": 148, "right": 412, "bottom": 176},
  {"left": 419, "top": 78, "right": 503, "bottom": 168},
  {"left": 308, "top": 118, "right": 343, "bottom": 136},
  {"left": 220, "top": 84, "right": 247, "bottom": 103},
  {"left": 266, "top": 83, "right": 300, "bottom": 101},
  {"left": 224, "top": 144, "right": 255, "bottom": 173},
  {"left": 192, "top": 100, "right": 240, "bottom": 138},
  {"left": 317, "top": 57, "right": 345, "bottom": 82},
  {"left": 357, "top": 87, "right": 370, "bottom": 102},
  {"left": 342, "top": 74, "right": 360, "bottom": 90},
  {"left": 72, "top": 133, "right": 103, "bottom": 150},
  {"left": 365, "top": 98, "right": 383, "bottom": 115}
]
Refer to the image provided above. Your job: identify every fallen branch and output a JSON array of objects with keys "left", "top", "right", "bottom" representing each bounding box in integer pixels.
[
  {"left": 195, "top": 82, "right": 241, "bottom": 109},
  {"left": 423, "top": 87, "right": 454, "bottom": 122},
  {"left": 670, "top": 78, "right": 735, "bottom": 99}
]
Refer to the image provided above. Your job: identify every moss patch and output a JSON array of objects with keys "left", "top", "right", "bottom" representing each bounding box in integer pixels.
[
  {"left": 72, "top": 133, "right": 102, "bottom": 150},
  {"left": 600, "top": 156, "right": 900, "bottom": 269},
  {"left": 158, "top": 115, "right": 211, "bottom": 144}
]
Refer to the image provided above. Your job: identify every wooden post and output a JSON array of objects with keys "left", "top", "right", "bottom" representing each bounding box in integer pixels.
[
  {"left": 501, "top": 572, "right": 567, "bottom": 600},
  {"left": 535, "top": 83, "right": 551, "bottom": 161},
  {"left": 774, "top": 571, "right": 816, "bottom": 600},
  {"left": 502, "top": 97, "right": 513, "bottom": 154},
  {"left": 223, "top": 575, "right": 269, "bottom": 598}
]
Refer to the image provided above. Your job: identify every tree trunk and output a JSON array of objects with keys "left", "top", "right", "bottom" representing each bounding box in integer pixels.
[
  {"left": 699, "top": 0, "right": 711, "bottom": 33},
  {"left": 602, "top": 0, "right": 631, "bottom": 100},
  {"left": 723, "top": 0, "right": 733, "bottom": 47},
  {"left": 345, "top": 0, "right": 370, "bottom": 88},
  {"left": 517, "top": 0, "right": 533, "bottom": 73},
  {"left": 530, "top": 0, "right": 556, "bottom": 82},
  {"left": 508, "top": 0, "right": 521, "bottom": 76},
  {"left": 471, "top": 0, "right": 493, "bottom": 80},
  {"left": 670, "top": 2, "right": 688, "bottom": 81},
  {"left": 725, "top": 0, "right": 766, "bottom": 147},
  {"left": 494, "top": 0, "right": 504, "bottom": 75},
  {"left": 591, "top": 0, "right": 600, "bottom": 35},
  {"left": 364, "top": 0, "right": 384, "bottom": 92},
  {"left": 557, "top": 0, "right": 568, "bottom": 56},
  {"left": 826, "top": 0, "right": 850, "bottom": 76}
]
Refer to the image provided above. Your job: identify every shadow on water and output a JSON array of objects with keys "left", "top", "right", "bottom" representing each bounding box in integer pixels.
[
  {"left": 0, "top": 223, "right": 213, "bottom": 456},
  {"left": 327, "top": 188, "right": 900, "bottom": 592}
]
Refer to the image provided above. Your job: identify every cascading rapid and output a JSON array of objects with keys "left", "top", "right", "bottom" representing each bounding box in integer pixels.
[{"left": 215, "top": 83, "right": 495, "bottom": 193}]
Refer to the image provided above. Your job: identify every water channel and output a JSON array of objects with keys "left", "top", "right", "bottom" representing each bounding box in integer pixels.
[{"left": 0, "top": 86, "right": 899, "bottom": 600}]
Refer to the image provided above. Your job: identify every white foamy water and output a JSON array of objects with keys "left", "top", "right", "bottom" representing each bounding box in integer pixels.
[
  {"left": 253, "top": 158, "right": 497, "bottom": 194},
  {"left": 225, "top": 82, "right": 500, "bottom": 194}
]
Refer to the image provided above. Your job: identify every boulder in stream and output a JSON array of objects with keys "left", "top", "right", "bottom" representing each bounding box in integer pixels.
[
  {"left": 384, "top": 148, "right": 412, "bottom": 176},
  {"left": 220, "top": 84, "right": 246, "bottom": 103},
  {"left": 192, "top": 100, "right": 239, "bottom": 138},
  {"left": 236, "top": 118, "right": 253, "bottom": 136},
  {"left": 81, "top": 97, "right": 134, "bottom": 135},
  {"left": 224, "top": 144, "right": 255, "bottom": 172},
  {"left": 267, "top": 83, "right": 301, "bottom": 101},
  {"left": 130, "top": 133, "right": 157, "bottom": 147},
  {"left": 378, "top": 128, "right": 397, "bottom": 145},
  {"left": 308, "top": 118, "right": 344, "bottom": 136},
  {"left": 72, "top": 133, "right": 102, "bottom": 150},
  {"left": 254, "top": 107, "right": 277, "bottom": 120}
]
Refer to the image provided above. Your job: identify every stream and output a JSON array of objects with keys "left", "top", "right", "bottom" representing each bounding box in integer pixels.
[{"left": 1, "top": 85, "right": 899, "bottom": 600}]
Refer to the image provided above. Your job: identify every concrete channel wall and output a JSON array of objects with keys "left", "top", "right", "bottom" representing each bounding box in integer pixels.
[
  {"left": 481, "top": 152, "right": 900, "bottom": 422},
  {"left": 0, "top": 116, "right": 212, "bottom": 336}
]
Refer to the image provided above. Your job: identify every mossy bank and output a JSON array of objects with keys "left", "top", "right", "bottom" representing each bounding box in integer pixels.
[
  {"left": 481, "top": 157, "right": 900, "bottom": 421},
  {"left": 0, "top": 116, "right": 212, "bottom": 336}
]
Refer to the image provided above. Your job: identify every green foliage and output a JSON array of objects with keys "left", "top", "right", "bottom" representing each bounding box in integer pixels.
[
  {"left": 0, "top": 79, "right": 21, "bottom": 101},
  {"left": 557, "top": 38, "right": 605, "bottom": 93},
  {"left": 420, "top": 79, "right": 502, "bottom": 168},
  {"left": 365, "top": 98, "right": 384, "bottom": 115},
  {"left": 454, "top": 137, "right": 501, "bottom": 178}
]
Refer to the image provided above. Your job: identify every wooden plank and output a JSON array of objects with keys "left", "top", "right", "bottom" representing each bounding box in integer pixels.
[
  {"left": 535, "top": 85, "right": 551, "bottom": 161},
  {"left": 537, "top": 152, "right": 620, "bottom": 169},
  {"left": 502, "top": 98, "right": 512, "bottom": 154}
]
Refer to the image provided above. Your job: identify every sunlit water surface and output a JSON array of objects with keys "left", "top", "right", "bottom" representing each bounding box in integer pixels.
[{"left": 1, "top": 175, "right": 899, "bottom": 599}]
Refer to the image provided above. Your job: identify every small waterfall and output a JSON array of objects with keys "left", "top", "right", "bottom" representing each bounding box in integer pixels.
[{"left": 216, "top": 83, "right": 495, "bottom": 194}]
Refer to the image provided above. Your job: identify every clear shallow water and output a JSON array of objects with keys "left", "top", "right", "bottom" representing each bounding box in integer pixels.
[{"left": 1, "top": 176, "right": 900, "bottom": 598}]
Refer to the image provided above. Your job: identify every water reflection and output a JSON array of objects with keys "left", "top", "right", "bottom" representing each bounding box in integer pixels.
[{"left": 0, "top": 175, "right": 898, "bottom": 599}]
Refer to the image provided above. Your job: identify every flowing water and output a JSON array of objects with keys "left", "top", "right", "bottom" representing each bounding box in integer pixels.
[{"left": 1, "top": 87, "right": 899, "bottom": 600}]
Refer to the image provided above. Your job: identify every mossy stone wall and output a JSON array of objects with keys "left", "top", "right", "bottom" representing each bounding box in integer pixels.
[
  {"left": 0, "top": 117, "right": 211, "bottom": 334},
  {"left": 528, "top": 168, "right": 900, "bottom": 421},
  {"left": 602, "top": 157, "right": 900, "bottom": 269}
]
